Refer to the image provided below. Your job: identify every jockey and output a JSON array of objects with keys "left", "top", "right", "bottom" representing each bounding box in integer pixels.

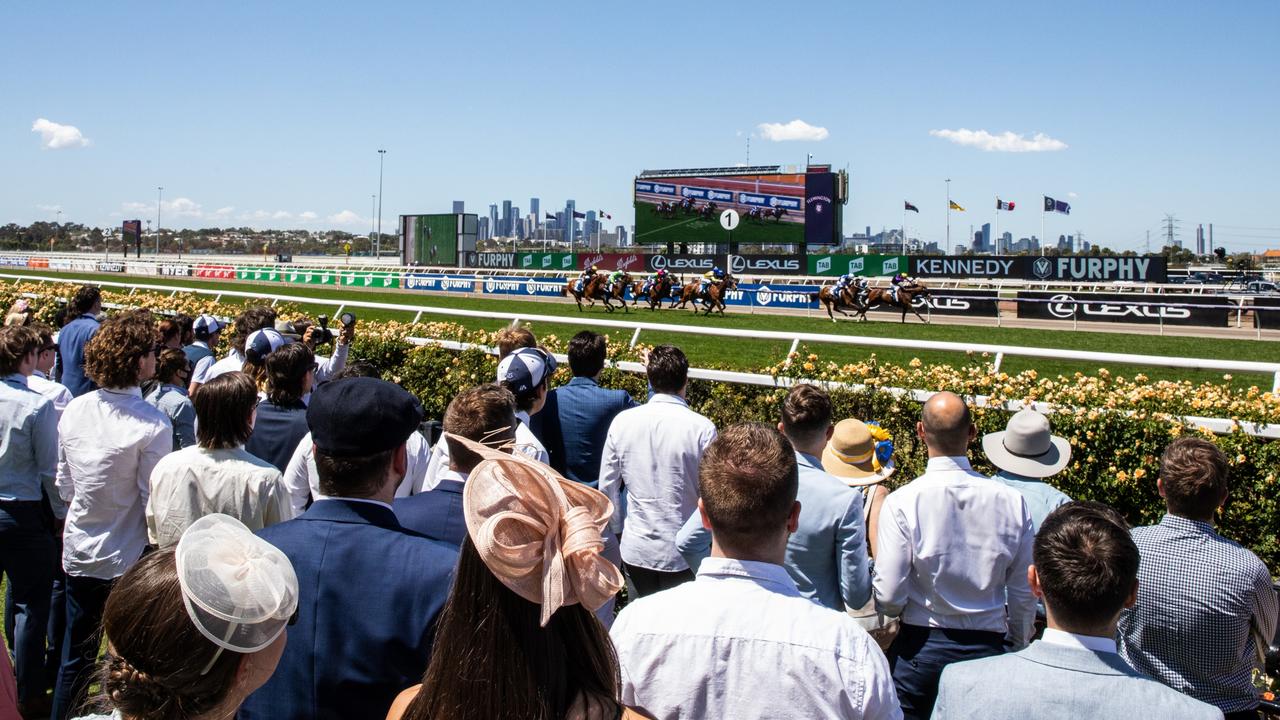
[
  {"left": 890, "top": 272, "right": 916, "bottom": 302},
  {"left": 576, "top": 265, "right": 598, "bottom": 293},
  {"left": 699, "top": 266, "right": 724, "bottom": 294},
  {"left": 641, "top": 268, "right": 668, "bottom": 297},
  {"left": 834, "top": 272, "right": 856, "bottom": 295},
  {"left": 606, "top": 269, "right": 625, "bottom": 295}
]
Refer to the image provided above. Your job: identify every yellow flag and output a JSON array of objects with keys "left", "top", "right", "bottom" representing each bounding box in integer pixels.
[{"left": 949, "top": 200, "right": 965, "bottom": 211}]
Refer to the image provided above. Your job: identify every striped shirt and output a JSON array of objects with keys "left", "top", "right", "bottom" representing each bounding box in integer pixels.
[{"left": 1117, "top": 514, "right": 1278, "bottom": 713}]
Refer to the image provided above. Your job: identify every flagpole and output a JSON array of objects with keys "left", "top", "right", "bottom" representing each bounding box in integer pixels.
[
  {"left": 902, "top": 205, "right": 906, "bottom": 256},
  {"left": 994, "top": 196, "right": 999, "bottom": 256},
  {"left": 1041, "top": 199, "right": 1046, "bottom": 256},
  {"left": 945, "top": 178, "right": 951, "bottom": 254}
]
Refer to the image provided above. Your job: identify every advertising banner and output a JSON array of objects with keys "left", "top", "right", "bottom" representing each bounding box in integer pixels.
[
  {"left": 338, "top": 271, "right": 399, "bottom": 289},
  {"left": 71, "top": 259, "right": 99, "bottom": 271},
  {"left": 719, "top": 283, "right": 821, "bottom": 309},
  {"left": 26, "top": 257, "right": 49, "bottom": 269},
  {"left": 462, "top": 252, "right": 577, "bottom": 272},
  {"left": 482, "top": 276, "right": 569, "bottom": 298},
  {"left": 281, "top": 269, "right": 335, "bottom": 285},
  {"left": 0, "top": 256, "right": 29, "bottom": 267},
  {"left": 643, "top": 254, "right": 725, "bottom": 274},
  {"left": 1016, "top": 291, "right": 1232, "bottom": 326},
  {"left": 727, "top": 254, "right": 804, "bottom": 275},
  {"left": 97, "top": 261, "right": 126, "bottom": 273},
  {"left": 159, "top": 264, "right": 192, "bottom": 277},
  {"left": 1253, "top": 297, "right": 1280, "bottom": 330},
  {"left": 808, "top": 255, "right": 906, "bottom": 277},
  {"left": 911, "top": 256, "right": 1168, "bottom": 283},
  {"left": 194, "top": 264, "right": 235, "bottom": 280},
  {"left": 803, "top": 172, "right": 838, "bottom": 246},
  {"left": 575, "top": 252, "right": 646, "bottom": 273},
  {"left": 49, "top": 258, "right": 74, "bottom": 270},
  {"left": 404, "top": 273, "right": 475, "bottom": 293},
  {"left": 862, "top": 289, "right": 1000, "bottom": 318},
  {"left": 126, "top": 262, "right": 158, "bottom": 276}
]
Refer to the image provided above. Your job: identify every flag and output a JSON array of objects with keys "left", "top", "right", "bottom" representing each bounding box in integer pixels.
[
  {"left": 904, "top": 201, "right": 919, "bottom": 213},
  {"left": 949, "top": 200, "right": 965, "bottom": 211},
  {"left": 1043, "top": 196, "right": 1071, "bottom": 215},
  {"left": 573, "top": 211, "right": 586, "bottom": 219},
  {"left": 997, "top": 199, "right": 1015, "bottom": 211},
  {"left": 599, "top": 210, "right": 612, "bottom": 220},
  {"left": 544, "top": 212, "right": 556, "bottom": 220}
]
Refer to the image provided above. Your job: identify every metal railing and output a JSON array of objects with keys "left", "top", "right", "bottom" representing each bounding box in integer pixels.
[{"left": 7, "top": 271, "right": 1279, "bottom": 395}]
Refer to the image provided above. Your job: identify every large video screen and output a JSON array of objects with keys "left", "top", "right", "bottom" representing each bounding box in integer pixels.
[
  {"left": 401, "top": 214, "right": 476, "bottom": 266},
  {"left": 634, "top": 171, "right": 839, "bottom": 245}
]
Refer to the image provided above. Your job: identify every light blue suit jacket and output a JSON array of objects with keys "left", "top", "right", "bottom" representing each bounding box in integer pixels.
[
  {"left": 933, "top": 640, "right": 1224, "bottom": 720},
  {"left": 675, "top": 451, "right": 871, "bottom": 611}
]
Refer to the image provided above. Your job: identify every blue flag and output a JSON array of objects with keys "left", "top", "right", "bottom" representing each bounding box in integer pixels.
[{"left": 1043, "top": 196, "right": 1071, "bottom": 215}]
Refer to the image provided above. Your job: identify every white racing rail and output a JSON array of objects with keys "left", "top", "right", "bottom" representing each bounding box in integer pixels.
[{"left": 7, "top": 272, "right": 1280, "bottom": 399}]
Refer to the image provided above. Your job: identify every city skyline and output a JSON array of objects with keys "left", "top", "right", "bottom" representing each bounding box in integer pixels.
[{"left": 4, "top": 1, "right": 1278, "bottom": 253}]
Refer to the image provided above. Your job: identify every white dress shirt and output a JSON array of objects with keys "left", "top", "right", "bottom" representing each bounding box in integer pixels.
[
  {"left": 281, "top": 430, "right": 430, "bottom": 516},
  {"left": 873, "top": 455, "right": 1036, "bottom": 647},
  {"left": 419, "top": 425, "right": 546, "bottom": 494},
  {"left": 29, "top": 370, "right": 72, "bottom": 416},
  {"left": 189, "top": 340, "right": 217, "bottom": 385},
  {"left": 204, "top": 349, "right": 246, "bottom": 381},
  {"left": 57, "top": 387, "right": 172, "bottom": 580},
  {"left": 611, "top": 557, "right": 902, "bottom": 720},
  {"left": 146, "top": 445, "right": 294, "bottom": 547},
  {"left": 599, "top": 393, "right": 717, "bottom": 572},
  {"left": 1039, "top": 628, "right": 1118, "bottom": 654},
  {"left": 514, "top": 411, "right": 549, "bottom": 464}
]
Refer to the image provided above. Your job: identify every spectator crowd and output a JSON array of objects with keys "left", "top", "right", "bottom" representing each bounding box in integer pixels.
[{"left": 0, "top": 285, "right": 1275, "bottom": 720}]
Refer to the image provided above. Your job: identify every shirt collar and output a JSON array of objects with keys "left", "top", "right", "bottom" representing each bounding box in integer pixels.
[
  {"left": 318, "top": 496, "right": 393, "bottom": 511},
  {"left": 438, "top": 468, "right": 469, "bottom": 485},
  {"left": 995, "top": 469, "right": 1040, "bottom": 483},
  {"left": 193, "top": 340, "right": 210, "bottom": 350},
  {"left": 4, "top": 373, "right": 29, "bottom": 387},
  {"left": 1159, "top": 513, "right": 1217, "bottom": 536},
  {"left": 648, "top": 393, "right": 688, "bottom": 408},
  {"left": 796, "top": 451, "right": 823, "bottom": 470},
  {"left": 695, "top": 557, "right": 800, "bottom": 595},
  {"left": 515, "top": 410, "right": 531, "bottom": 426},
  {"left": 925, "top": 455, "right": 974, "bottom": 473},
  {"left": 33, "top": 370, "right": 48, "bottom": 380},
  {"left": 101, "top": 386, "right": 144, "bottom": 398},
  {"left": 568, "top": 376, "right": 599, "bottom": 386},
  {"left": 1040, "top": 628, "right": 1118, "bottom": 655}
]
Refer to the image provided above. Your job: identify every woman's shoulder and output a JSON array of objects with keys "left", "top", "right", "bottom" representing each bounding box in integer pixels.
[{"left": 385, "top": 684, "right": 422, "bottom": 720}]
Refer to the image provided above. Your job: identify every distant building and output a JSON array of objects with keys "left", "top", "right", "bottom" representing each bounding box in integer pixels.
[
  {"left": 452, "top": 201, "right": 465, "bottom": 214},
  {"left": 564, "top": 200, "right": 576, "bottom": 245},
  {"left": 999, "top": 231, "right": 1013, "bottom": 254},
  {"left": 501, "top": 200, "right": 512, "bottom": 237},
  {"left": 478, "top": 216, "right": 490, "bottom": 242},
  {"left": 488, "top": 205, "right": 499, "bottom": 238},
  {"left": 530, "top": 198, "right": 540, "bottom": 232},
  {"left": 616, "top": 225, "right": 628, "bottom": 245}
]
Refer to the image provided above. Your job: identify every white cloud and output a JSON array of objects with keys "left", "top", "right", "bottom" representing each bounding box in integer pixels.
[
  {"left": 1068, "top": 191, "right": 1078, "bottom": 198},
  {"left": 165, "top": 197, "right": 203, "bottom": 218},
  {"left": 211, "top": 206, "right": 235, "bottom": 218},
  {"left": 36, "top": 204, "right": 62, "bottom": 213},
  {"left": 298, "top": 211, "right": 318, "bottom": 221},
  {"left": 328, "top": 210, "right": 363, "bottom": 226},
  {"left": 271, "top": 210, "right": 292, "bottom": 220},
  {"left": 32, "top": 118, "right": 90, "bottom": 149},
  {"left": 929, "top": 128, "right": 1067, "bottom": 152},
  {"left": 757, "top": 119, "right": 829, "bottom": 142}
]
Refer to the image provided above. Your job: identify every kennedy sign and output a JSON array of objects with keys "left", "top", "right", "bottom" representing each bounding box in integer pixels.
[
  {"left": 1017, "top": 291, "right": 1231, "bottom": 326},
  {"left": 912, "top": 256, "right": 1168, "bottom": 283}
]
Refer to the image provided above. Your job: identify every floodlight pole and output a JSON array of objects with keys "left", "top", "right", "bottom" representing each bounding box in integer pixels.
[
  {"left": 945, "top": 178, "right": 951, "bottom": 254},
  {"left": 376, "top": 149, "right": 386, "bottom": 258},
  {"left": 156, "top": 186, "right": 164, "bottom": 255}
]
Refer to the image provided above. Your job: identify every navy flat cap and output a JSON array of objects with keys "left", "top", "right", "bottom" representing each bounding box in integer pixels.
[{"left": 307, "top": 377, "right": 424, "bottom": 457}]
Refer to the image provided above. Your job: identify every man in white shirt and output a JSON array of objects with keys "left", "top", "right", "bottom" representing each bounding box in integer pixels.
[
  {"left": 496, "top": 346, "right": 555, "bottom": 463},
  {"left": 204, "top": 306, "right": 276, "bottom": 381},
  {"left": 599, "top": 344, "right": 716, "bottom": 597},
  {"left": 611, "top": 423, "right": 901, "bottom": 720},
  {"left": 184, "top": 313, "right": 225, "bottom": 393},
  {"left": 872, "top": 391, "right": 1036, "bottom": 720},
  {"left": 147, "top": 371, "right": 293, "bottom": 547},
  {"left": 52, "top": 310, "right": 172, "bottom": 720},
  {"left": 933, "top": 502, "right": 1220, "bottom": 719}
]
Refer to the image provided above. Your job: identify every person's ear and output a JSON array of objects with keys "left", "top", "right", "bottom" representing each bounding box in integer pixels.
[
  {"left": 1156, "top": 477, "right": 1166, "bottom": 499},
  {"left": 916, "top": 421, "right": 926, "bottom": 440},
  {"left": 786, "top": 501, "right": 801, "bottom": 534},
  {"left": 776, "top": 421, "right": 786, "bottom": 435},
  {"left": 825, "top": 424, "right": 834, "bottom": 442},
  {"left": 697, "top": 498, "right": 712, "bottom": 530},
  {"left": 1028, "top": 565, "right": 1044, "bottom": 600},
  {"left": 968, "top": 423, "right": 978, "bottom": 441},
  {"left": 1124, "top": 579, "right": 1139, "bottom": 609},
  {"left": 392, "top": 443, "right": 408, "bottom": 479}
]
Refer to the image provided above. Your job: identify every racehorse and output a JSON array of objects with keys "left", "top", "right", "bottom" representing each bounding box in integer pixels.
[
  {"left": 857, "top": 281, "right": 931, "bottom": 323},
  {"left": 563, "top": 273, "right": 633, "bottom": 313},
  {"left": 697, "top": 201, "right": 719, "bottom": 219},
  {"left": 652, "top": 201, "right": 677, "bottom": 218},
  {"left": 811, "top": 284, "right": 871, "bottom": 322},
  {"left": 674, "top": 275, "right": 739, "bottom": 316},
  {"left": 632, "top": 274, "right": 678, "bottom": 310},
  {"left": 768, "top": 207, "right": 788, "bottom": 222}
]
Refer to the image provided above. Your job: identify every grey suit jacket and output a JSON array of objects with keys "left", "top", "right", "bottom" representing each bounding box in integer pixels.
[{"left": 932, "top": 640, "right": 1224, "bottom": 720}]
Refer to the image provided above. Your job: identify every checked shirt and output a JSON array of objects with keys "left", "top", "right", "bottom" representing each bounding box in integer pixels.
[{"left": 1117, "top": 514, "right": 1278, "bottom": 713}]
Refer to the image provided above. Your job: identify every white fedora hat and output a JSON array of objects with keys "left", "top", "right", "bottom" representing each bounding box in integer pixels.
[{"left": 982, "top": 409, "right": 1071, "bottom": 479}]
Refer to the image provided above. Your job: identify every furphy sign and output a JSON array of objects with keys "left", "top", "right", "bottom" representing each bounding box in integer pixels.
[
  {"left": 912, "top": 256, "right": 1168, "bottom": 283},
  {"left": 722, "top": 283, "right": 819, "bottom": 309},
  {"left": 1017, "top": 291, "right": 1231, "bottom": 326},
  {"left": 405, "top": 274, "right": 474, "bottom": 293},
  {"left": 482, "top": 276, "right": 567, "bottom": 298},
  {"left": 728, "top": 255, "right": 802, "bottom": 275}
]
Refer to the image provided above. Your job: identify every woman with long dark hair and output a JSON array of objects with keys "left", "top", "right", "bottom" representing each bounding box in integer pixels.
[{"left": 387, "top": 434, "right": 643, "bottom": 720}]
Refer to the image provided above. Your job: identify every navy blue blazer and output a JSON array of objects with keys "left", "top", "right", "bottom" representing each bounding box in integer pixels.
[
  {"left": 244, "top": 398, "right": 309, "bottom": 473},
  {"left": 533, "top": 376, "right": 637, "bottom": 486},
  {"left": 237, "top": 499, "right": 459, "bottom": 720},
  {"left": 394, "top": 478, "right": 466, "bottom": 547}
]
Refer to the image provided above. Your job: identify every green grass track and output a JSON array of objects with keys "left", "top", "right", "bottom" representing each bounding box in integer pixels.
[{"left": 4, "top": 268, "right": 1276, "bottom": 390}]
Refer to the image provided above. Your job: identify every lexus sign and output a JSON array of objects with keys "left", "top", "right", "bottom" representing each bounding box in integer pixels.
[
  {"left": 1017, "top": 291, "right": 1230, "bottom": 326},
  {"left": 728, "top": 254, "right": 803, "bottom": 275}
]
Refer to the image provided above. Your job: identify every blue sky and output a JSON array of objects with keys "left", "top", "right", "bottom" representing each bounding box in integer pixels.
[{"left": 4, "top": 1, "right": 1278, "bottom": 252}]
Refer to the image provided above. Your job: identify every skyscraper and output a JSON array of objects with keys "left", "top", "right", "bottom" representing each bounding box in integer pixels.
[
  {"left": 530, "top": 198, "right": 540, "bottom": 231},
  {"left": 564, "top": 200, "right": 576, "bottom": 245},
  {"left": 501, "top": 200, "right": 513, "bottom": 237},
  {"left": 980, "top": 223, "right": 991, "bottom": 254},
  {"left": 452, "top": 201, "right": 465, "bottom": 214},
  {"left": 585, "top": 211, "right": 597, "bottom": 243},
  {"left": 488, "top": 205, "right": 499, "bottom": 238}
]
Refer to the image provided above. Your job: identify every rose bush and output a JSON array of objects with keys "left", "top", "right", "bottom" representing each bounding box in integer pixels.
[{"left": 6, "top": 282, "right": 1278, "bottom": 567}]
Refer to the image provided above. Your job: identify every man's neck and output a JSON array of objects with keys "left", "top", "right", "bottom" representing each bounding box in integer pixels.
[
  {"left": 709, "top": 538, "right": 786, "bottom": 566},
  {"left": 789, "top": 439, "right": 825, "bottom": 459},
  {"left": 1169, "top": 511, "right": 1216, "bottom": 527},
  {"left": 1047, "top": 621, "right": 1117, "bottom": 640},
  {"left": 927, "top": 448, "right": 968, "bottom": 460}
]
